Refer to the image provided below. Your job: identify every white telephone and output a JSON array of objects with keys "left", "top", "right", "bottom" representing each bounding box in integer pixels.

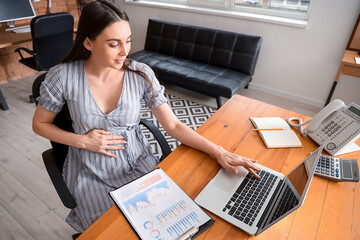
[{"left": 288, "top": 99, "right": 360, "bottom": 156}]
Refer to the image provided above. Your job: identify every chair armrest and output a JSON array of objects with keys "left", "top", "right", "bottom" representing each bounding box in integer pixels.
[
  {"left": 140, "top": 119, "right": 172, "bottom": 161},
  {"left": 14, "top": 47, "right": 35, "bottom": 60},
  {"left": 42, "top": 149, "right": 77, "bottom": 209}
]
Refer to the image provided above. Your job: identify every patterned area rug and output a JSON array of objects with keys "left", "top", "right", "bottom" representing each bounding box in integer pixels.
[{"left": 140, "top": 94, "right": 216, "bottom": 159}]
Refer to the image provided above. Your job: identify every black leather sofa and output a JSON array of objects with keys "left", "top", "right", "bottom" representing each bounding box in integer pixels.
[{"left": 129, "top": 19, "right": 262, "bottom": 108}]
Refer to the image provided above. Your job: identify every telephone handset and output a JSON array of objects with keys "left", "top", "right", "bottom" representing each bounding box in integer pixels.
[
  {"left": 288, "top": 99, "right": 360, "bottom": 156},
  {"left": 305, "top": 99, "right": 345, "bottom": 133}
]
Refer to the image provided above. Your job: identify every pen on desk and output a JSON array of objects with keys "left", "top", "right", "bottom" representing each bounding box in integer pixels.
[
  {"left": 253, "top": 128, "right": 284, "bottom": 131},
  {"left": 177, "top": 227, "right": 199, "bottom": 240}
]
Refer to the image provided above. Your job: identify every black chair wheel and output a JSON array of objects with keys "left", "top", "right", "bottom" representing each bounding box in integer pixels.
[
  {"left": 72, "top": 233, "right": 82, "bottom": 239},
  {"left": 29, "top": 95, "right": 35, "bottom": 103}
]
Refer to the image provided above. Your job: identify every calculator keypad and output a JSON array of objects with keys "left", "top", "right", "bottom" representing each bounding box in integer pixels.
[{"left": 315, "top": 155, "right": 341, "bottom": 179}]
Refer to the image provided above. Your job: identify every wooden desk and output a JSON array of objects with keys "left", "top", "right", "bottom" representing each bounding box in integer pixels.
[
  {"left": 0, "top": 24, "right": 34, "bottom": 49},
  {"left": 325, "top": 50, "right": 360, "bottom": 106},
  {"left": 0, "top": 23, "right": 78, "bottom": 49},
  {"left": 78, "top": 95, "right": 360, "bottom": 240}
]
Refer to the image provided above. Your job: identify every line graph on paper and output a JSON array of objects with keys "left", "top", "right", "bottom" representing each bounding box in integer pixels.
[
  {"left": 123, "top": 180, "right": 169, "bottom": 215},
  {"left": 113, "top": 169, "right": 212, "bottom": 240}
]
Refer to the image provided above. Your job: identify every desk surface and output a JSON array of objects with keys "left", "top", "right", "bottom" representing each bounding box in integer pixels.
[
  {"left": 325, "top": 50, "right": 360, "bottom": 105},
  {"left": 343, "top": 50, "right": 360, "bottom": 66},
  {"left": 0, "top": 23, "right": 78, "bottom": 49},
  {"left": 78, "top": 95, "right": 360, "bottom": 240},
  {"left": 0, "top": 26, "right": 32, "bottom": 48}
]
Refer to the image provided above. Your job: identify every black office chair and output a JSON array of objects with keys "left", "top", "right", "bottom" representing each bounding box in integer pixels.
[
  {"left": 16, "top": 12, "right": 74, "bottom": 102},
  {"left": 32, "top": 73, "right": 172, "bottom": 239},
  {"left": 0, "top": 89, "right": 9, "bottom": 111},
  {"left": 15, "top": 12, "right": 74, "bottom": 71}
]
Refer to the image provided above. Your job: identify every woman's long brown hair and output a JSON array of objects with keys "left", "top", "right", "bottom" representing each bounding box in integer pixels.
[{"left": 62, "top": 0, "right": 155, "bottom": 106}]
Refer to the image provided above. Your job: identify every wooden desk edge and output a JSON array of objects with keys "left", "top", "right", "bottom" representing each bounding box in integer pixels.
[
  {"left": 0, "top": 22, "right": 78, "bottom": 49},
  {"left": 77, "top": 95, "right": 360, "bottom": 239},
  {"left": 344, "top": 50, "right": 360, "bottom": 67}
]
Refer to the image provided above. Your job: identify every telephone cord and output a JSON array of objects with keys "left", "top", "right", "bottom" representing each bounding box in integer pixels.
[{"left": 287, "top": 117, "right": 311, "bottom": 136}]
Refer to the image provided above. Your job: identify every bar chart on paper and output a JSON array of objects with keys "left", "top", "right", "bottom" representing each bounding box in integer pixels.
[
  {"left": 156, "top": 200, "right": 188, "bottom": 222},
  {"left": 166, "top": 210, "right": 201, "bottom": 238},
  {"left": 110, "top": 169, "right": 211, "bottom": 240}
]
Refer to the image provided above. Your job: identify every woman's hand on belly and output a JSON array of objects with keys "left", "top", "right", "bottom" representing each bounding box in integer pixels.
[{"left": 79, "top": 129, "right": 127, "bottom": 158}]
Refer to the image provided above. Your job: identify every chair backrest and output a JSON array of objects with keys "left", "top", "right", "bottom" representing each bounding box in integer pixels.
[
  {"left": 31, "top": 12, "right": 74, "bottom": 70},
  {"left": 33, "top": 73, "right": 73, "bottom": 173}
]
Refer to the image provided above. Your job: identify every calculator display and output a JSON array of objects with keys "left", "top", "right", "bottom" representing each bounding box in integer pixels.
[{"left": 342, "top": 160, "right": 353, "bottom": 179}]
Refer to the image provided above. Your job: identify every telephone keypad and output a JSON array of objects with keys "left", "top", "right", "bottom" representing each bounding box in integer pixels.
[
  {"left": 306, "top": 101, "right": 360, "bottom": 156},
  {"left": 321, "top": 120, "right": 342, "bottom": 138},
  {"left": 315, "top": 114, "right": 353, "bottom": 144}
]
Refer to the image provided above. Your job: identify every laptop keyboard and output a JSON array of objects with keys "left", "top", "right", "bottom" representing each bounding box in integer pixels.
[
  {"left": 270, "top": 184, "right": 299, "bottom": 223},
  {"left": 222, "top": 171, "right": 278, "bottom": 226}
]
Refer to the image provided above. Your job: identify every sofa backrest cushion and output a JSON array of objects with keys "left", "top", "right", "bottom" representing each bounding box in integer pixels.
[
  {"left": 144, "top": 19, "right": 262, "bottom": 75},
  {"left": 191, "top": 29, "right": 216, "bottom": 64},
  {"left": 174, "top": 26, "right": 197, "bottom": 59},
  {"left": 209, "top": 31, "right": 238, "bottom": 69},
  {"left": 144, "top": 20, "right": 164, "bottom": 52}
]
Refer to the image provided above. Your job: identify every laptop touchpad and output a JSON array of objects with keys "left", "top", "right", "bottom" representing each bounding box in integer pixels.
[{"left": 213, "top": 167, "right": 248, "bottom": 192}]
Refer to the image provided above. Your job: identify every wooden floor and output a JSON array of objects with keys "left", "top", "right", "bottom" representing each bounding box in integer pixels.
[{"left": 0, "top": 74, "right": 321, "bottom": 240}]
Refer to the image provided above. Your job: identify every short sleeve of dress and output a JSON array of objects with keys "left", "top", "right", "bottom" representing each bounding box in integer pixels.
[
  {"left": 141, "top": 64, "right": 167, "bottom": 109},
  {"left": 38, "top": 64, "right": 65, "bottom": 114}
]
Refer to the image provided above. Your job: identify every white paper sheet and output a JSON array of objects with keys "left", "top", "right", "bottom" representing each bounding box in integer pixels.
[{"left": 110, "top": 168, "right": 211, "bottom": 240}]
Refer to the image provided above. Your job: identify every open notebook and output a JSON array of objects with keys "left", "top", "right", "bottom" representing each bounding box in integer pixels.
[{"left": 250, "top": 117, "right": 302, "bottom": 148}]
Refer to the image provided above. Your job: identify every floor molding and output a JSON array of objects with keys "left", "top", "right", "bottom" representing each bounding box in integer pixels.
[{"left": 249, "top": 82, "right": 324, "bottom": 108}]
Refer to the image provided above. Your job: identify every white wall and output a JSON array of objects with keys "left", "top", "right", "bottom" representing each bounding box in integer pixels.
[{"left": 115, "top": 0, "right": 360, "bottom": 107}]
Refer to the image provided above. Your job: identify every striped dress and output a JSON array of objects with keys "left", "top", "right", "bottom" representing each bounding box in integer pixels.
[{"left": 38, "top": 59, "right": 167, "bottom": 232}]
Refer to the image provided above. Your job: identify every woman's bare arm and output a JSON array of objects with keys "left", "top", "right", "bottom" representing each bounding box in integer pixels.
[
  {"left": 151, "top": 104, "right": 260, "bottom": 177},
  {"left": 32, "top": 104, "right": 126, "bottom": 157}
]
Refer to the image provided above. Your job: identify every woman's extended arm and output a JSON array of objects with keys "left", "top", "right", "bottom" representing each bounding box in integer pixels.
[
  {"left": 32, "top": 104, "right": 126, "bottom": 158},
  {"left": 151, "top": 104, "right": 261, "bottom": 177}
]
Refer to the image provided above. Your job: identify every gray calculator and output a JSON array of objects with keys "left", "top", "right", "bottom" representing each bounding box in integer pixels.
[{"left": 315, "top": 155, "right": 359, "bottom": 182}]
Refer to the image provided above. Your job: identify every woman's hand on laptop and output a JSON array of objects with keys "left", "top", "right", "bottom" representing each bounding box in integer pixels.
[{"left": 214, "top": 146, "right": 261, "bottom": 178}]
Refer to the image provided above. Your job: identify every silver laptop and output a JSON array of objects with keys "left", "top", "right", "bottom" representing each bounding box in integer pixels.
[{"left": 195, "top": 145, "right": 323, "bottom": 235}]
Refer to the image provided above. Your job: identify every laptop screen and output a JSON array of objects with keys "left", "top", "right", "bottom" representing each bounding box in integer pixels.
[
  {"left": 286, "top": 146, "right": 321, "bottom": 200},
  {"left": 257, "top": 145, "right": 323, "bottom": 234}
]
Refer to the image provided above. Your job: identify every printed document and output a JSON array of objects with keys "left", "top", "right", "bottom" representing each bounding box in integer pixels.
[{"left": 110, "top": 168, "right": 211, "bottom": 240}]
